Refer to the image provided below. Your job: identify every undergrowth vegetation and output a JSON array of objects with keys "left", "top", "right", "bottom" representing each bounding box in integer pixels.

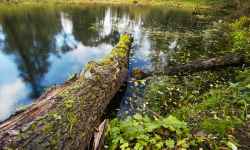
[
  {"left": 106, "top": 17, "right": 250, "bottom": 149},
  {"left": 106, "top": 69, "right": 250, "bottom": 149}
]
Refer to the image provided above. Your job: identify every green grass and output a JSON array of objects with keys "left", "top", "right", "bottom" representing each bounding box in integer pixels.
[{"left": 0, "top": 0, "right": 224, "bottom": 9}]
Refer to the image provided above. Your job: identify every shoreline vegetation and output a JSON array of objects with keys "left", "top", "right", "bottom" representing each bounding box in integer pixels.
[
  {"left": 0, "top": 0, "right": 229, "bottom": 9},
  {"left": 106, "top": 16, "right": 250, "bottom": 149},
  {"left": 0, "top": 0, "right": 249, "bottom": 149},
  {"left": 0, "top": 0, "right": 247, "bottom": 19}
]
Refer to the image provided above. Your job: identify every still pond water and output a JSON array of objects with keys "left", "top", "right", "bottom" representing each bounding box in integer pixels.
[{"left": 0, "top": 4, "right": 220, "bottom": 121}]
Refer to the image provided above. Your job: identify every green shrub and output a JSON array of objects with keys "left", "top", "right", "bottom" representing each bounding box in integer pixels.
[
  {"left": 230, "top": 16, "right": 250, "bottom": 52},
  {"left": 106, "top": 113, "right": 240, "bottom": 149},
  {"left": 200, "top": 118, "right": 242, "bottom": 135},
  {"left": 231, "top": 31, "right": 250, "bottom": 51},
  {"left": 174, "top": 69, "right": 250, "bottom": 134},
  {"left": 230, "top": 16, "right": 250, "bottom": 31},
  {"left": 106, "top": 114, "right": 189, "bottom": 150}
]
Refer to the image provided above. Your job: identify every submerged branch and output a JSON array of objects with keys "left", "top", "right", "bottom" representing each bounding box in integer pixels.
[{"left": 133, "top": 53, "right": 250, "bottom": 79}]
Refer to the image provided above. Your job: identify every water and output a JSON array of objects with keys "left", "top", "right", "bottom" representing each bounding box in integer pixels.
[{"left": 0, "top": 4, "right": 218, "bottom": 121}]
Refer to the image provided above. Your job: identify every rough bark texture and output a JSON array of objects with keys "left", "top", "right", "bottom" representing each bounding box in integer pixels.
[
  {"left": 0, "top": 34, "right": 133, "bottom": 149},
  {"left": 164, "top": 53, "right": 249, "bottom": 75},
  {"left": 133, "top": 53, "right": 249, "bottom": 79}
]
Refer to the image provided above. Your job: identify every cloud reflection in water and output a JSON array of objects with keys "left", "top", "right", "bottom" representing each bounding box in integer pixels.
[
  {"left": 97, "top": 9, "right": 152, "bottom": 70},
  {"left": 0, "top": 7, "right": 153, "bottom": 121},
  {"left": 0, "top": 52, "right": 30, "bottom": 121},
  {"left": 0, "top": 25, "right": 5, "bottom": 50},
  {"left": 44, "top": 12, "right": 113, "bottom": 85}
]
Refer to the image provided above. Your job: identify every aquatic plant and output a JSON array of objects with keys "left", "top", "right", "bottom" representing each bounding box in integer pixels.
[{"left": 144, "top": 70, "right": 234, "bottom": 115}]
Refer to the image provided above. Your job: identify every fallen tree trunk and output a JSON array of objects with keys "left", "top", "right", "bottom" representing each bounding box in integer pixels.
[
  {"left": 163, "top": 53, "right": 249, "bottom": 75},
  {"left": 133, "top": 53, "right": 250, "bottom": 79},
  {"left": 0, "top": 34, "right": 133, "bottom": 149}
]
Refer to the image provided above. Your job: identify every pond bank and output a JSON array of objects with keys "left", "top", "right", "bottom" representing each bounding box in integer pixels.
[
  {"left": 106, "top": 17, "right": 250, "bottom": 149},
  {"left": 0, "top": 1, "right": 249, "bottom": 149},
  {"left": 1, "top": 0, "right": 248, "bottom": 22},
  {"left": 0, "top": 0, "right": 225, "bottom": 9}
]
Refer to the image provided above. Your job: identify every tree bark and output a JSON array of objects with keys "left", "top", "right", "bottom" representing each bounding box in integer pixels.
[
  {"left": 133, "top": 53, "right": 249, "bottom": 79},
  {"left": 92, "top": 119, "right": 108, "bottom": 150},
  {"left": 0, "top": 34, "right": 133, "bottom": 149},
  {"left": 164, "top": 53, "right": 249, "bottom": 75}
]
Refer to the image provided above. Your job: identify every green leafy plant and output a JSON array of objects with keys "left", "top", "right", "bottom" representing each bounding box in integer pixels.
[
  {"left": 230, "top": 16, "right": 250, "bottom": 31},
  {"left": 106, "top": 114, "right": 192, "bottom": 150},
  {"left": 230, "top": 16, "right": 250, "bottom": 52},
  {"left": 106, "top": 113, "right": 240, "bottom": 149},
  {"left": 231, "top": 30, "right": 250, "bottom": 51}
]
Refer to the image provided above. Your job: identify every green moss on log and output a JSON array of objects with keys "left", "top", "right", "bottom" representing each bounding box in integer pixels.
[{"left": 0, "top": 34, "right": 133, "bottom": 149}]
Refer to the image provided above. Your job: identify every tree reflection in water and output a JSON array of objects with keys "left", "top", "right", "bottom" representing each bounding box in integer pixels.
[{"left": 0, "top": 5, "right": 211, "bottom": 121}]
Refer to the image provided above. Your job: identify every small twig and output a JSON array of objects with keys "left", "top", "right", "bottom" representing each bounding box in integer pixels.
[{"left": 145, "top": 107, "right": 161, "bottom": 118}]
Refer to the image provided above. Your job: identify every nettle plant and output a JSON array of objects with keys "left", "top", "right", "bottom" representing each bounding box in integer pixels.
[
  {"left": 106, "top": 70, "right": 249, "bottom": 149},
  {"left": 106, "top": 114, "right": 211, "bottom": 150},
  {"left": 107, "top": 114, "right": 189, "bottom": 150}
]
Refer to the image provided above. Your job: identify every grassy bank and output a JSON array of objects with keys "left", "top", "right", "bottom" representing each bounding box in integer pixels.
[{"left": 0, "top": 0, "right": 227, "bottom": 9}]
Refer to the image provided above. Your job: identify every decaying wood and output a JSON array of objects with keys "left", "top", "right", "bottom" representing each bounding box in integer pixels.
[
  {"left": 133, "top": 53, "right": 250, "bottom": 79},
  {"left": 0, "top": 34, "right": 133, "bottom": 149},
  {"left": 164, "top": 53, "right": 249, "bottom": 75},
  {"left": 92, "top": 119, "right": 108, "bottom": 150}
]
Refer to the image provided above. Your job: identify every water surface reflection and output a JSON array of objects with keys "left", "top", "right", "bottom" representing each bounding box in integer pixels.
[{"left": 0, "top": 5, "right": 214, "bottom": 121}]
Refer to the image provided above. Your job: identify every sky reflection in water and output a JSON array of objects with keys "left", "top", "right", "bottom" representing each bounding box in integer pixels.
[
  {"left": 0, "top": 6, "right": 151, "bottom": 121},
  {"left": 0, "top": 5, "right": 210, "bottom": 120}
]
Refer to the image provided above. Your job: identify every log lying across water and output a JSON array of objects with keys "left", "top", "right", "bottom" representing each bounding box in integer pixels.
[
  {"left": 164, "top": 53, "right": 249, "bottom": 75},
  {"left": 133, "top": 53, "right": 250, "bottom": 79},
  {"left": 0, "top": 34, "right": 133, "bottom": 149}
]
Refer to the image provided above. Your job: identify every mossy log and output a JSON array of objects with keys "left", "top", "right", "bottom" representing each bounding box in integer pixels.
[
  {"left": 164, "top": 53, "right": 249, "bottom": 75},
  {"left": 0, "top": 34, "right": 133, "bottom": 149},
  {"left": 133, "top": 53, "right": 250, "bottom": 79}
]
